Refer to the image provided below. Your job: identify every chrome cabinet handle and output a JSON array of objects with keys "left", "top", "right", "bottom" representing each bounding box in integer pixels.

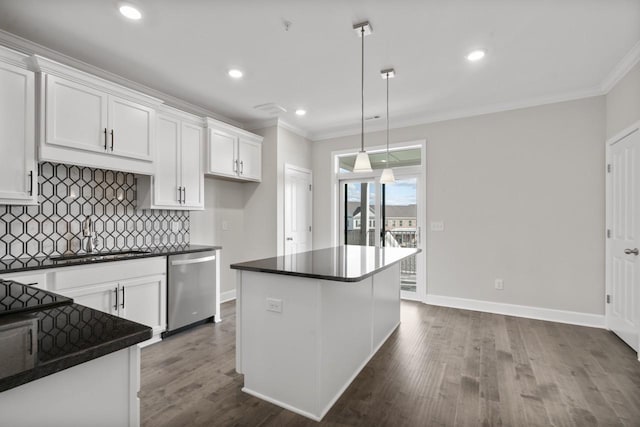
[
  {"left": 28, "top": 170, "right": 33, "bottom": 196},
  {"left": 182, "top": 187, "right": 186, "bottom": 204},
  {"left": 240, "top": 160, "right": 244, "bottom": 175},
  {"left": 121, "top": 287, "right": 125, "bottom": 309},
  {"left": 177, "top": 186, "right": 182, "bottom": 204},
  {"left": 110, "top": 129, "right": 114, "bottom": 151},
  {"left": 104, "top": 128, "right": 108, "bottom": 150},
  {"left": 233, "top": 159, "right": 238, "bottom": 172},
  {"left": 624, "top": 248, "right": 639, "bottom": 256},
  {"left": 286, "top": 237, "right": 293, "bottom": 241},
  {"left": 28, "top": 328, "right": 34, "bottom": 355},
  {"left": 113, "top": 287, "right": 119, "bottom": 310}
]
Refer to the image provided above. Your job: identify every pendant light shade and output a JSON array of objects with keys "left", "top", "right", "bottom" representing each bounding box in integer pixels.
[
  {"left": 380, "top": 167, "right": 395, "bottom": 184},
  {"left": 353, "top": 151, "right": 373, "bottom": 172},
  {"left": 380, "top": 68, "right": 395, "bottom": 184},
  {"left": 352, "top": 21, "right": 372, "bottom": 173}
]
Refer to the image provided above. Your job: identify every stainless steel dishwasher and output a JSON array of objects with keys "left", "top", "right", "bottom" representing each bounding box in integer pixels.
[{"left": 165, "top": 250, "right": 217, "bottom": 336}]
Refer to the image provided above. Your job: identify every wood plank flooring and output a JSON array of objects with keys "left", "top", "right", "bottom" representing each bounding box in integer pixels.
[{"left": 140, "top": 301, "right": 640, "bottom": 426}]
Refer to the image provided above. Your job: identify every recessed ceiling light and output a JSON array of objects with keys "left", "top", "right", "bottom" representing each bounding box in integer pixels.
[
  {"left": 295, "top": 109, "right": 307, "bottom": 116},
  {"left": 119, "top": 4, "right": 142, "bottom": 20},
  {"left": 466, "top": 49, "right": 486, "bottom": 62},
  {"left": 228, "top": 69, "right": 243, "bottom": 79}
]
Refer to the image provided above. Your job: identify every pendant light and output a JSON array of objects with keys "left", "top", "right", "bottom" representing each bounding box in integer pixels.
[
  {"left": 352, "top": 22, "right": 373, "bottom": 173},
  {"left": 380, "top": 68, "right": 396, "bottom": 184}
]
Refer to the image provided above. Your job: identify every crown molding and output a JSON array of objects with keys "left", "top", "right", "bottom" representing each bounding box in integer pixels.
[
  {"left": 310, "top": 86, "right": 605, "bottom": 141},
  {"left": 601, "top": 40, "right": 640, "bottom": 93},
  {"left": 0, "top": 28, "right": 243, "bottom": 128},
  {"left": 246, "top": 118, "right": 310, "bottom": 140}
]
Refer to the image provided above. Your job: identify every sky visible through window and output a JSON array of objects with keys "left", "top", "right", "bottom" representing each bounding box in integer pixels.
[{"left": 346, "top": 179, "right": 416, "bottom": 206}]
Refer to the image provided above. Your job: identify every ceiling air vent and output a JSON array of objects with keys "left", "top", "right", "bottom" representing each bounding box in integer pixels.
[{"left": 253, "top": 103, "right": 287, "bottom": 116}]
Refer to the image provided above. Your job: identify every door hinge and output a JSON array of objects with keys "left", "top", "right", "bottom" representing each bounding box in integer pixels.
[
  {"left": 308, "top": 184, "right": 312, "bottom": 191},
  {"left": 607, "top": 164, "right": 612, "bottom": 173},
  {"left": 607, "top": 229, "right": 612, "bottom": 238},
  {"left": 606, "top": 294, "right": 611, "bottom": 304},
  {"left": 308, "top": 225, "right": 312, "bottom": 232}
]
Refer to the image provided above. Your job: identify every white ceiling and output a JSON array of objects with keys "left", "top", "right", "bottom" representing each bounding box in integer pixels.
[{"left": 0, "top": 0, "right": 639, "bottom": 140}]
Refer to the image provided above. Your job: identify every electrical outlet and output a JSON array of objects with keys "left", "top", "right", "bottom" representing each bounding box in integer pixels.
[
  {"left": 266, "top": 298, "right": 283, "bottom": 313},
  {"left": 495, "top": 279, "right": 504, "bottom": 290},
  {"left": 431, "top": 221, "right": 445, "bottom": 232}
]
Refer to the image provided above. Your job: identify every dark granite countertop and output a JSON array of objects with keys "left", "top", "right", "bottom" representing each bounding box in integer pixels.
[
  {"left": 0, "top": 280, "right": 152, "bottom": 393},
  {"left": 0, "top": 244, "right": 221, "bottom": 274},
  {"left": 0, "top": 279, "right": 73, "bottom": 316},
  {"left": 231, "top": 245, "right": 421, "bottom": 282}
]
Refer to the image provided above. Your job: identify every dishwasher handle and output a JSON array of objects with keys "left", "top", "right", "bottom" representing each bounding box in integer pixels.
[{"left": 170, "top": 255, "right": 216, "bottom": 266}]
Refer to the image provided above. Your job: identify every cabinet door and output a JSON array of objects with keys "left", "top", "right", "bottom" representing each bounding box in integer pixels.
[
  {"left": 238, "top": 137, "right": 262, "bottom": 181},
  {"left": 108, "top": 95, "right": 154, "bottom": 161},
  {"left": 45, "top": 75, "right": 109, "bottom": 153},
  {"left": 61, "top": 283, "right": 119, "bottom": 316},
  {"left": 120, "top": 275, "right": 166, "bottom": 335},
  {"left": 207, "top": 128, "right": 238, "bottom": 178},
  {"left": 0, "top": 62, "right": 36, "bottom": 204},
  {"left": 180, "top": 122, "right": 204, "bottom": 209},
  {"left": 153, "top": 115, "right": 181, "bottom": 207}
]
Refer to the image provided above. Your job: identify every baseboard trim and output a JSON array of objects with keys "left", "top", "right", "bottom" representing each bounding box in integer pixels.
[
  {"left": 220, "top": 289, "right": 236, "bottom": 303},
  {"left": 424, "top": 294, "right": 606, "bottom": 329},
  {"left": 241, "top": 387, "right": 322, "bottom": 422}
]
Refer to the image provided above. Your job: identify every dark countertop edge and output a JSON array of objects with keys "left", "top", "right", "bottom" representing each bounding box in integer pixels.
[
  {"left": 0, "top": 298, "right": 73, "bottom": 317},
  {"left": 0, "top": 245, "right": 222, "bottom": 275},
  {"left": 230, "top": 249, "right": 421, "bottom": 282},
  {"left": 0, "top": 326, "right": 152, "bottom": 393}
]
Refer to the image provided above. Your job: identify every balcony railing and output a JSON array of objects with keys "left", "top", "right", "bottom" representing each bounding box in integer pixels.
[{"left": 345, "top": 228, "right": 417, "bottom": 290}]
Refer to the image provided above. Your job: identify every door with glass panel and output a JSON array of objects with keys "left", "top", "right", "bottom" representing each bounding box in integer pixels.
[{"left": 339, "top": 170, "right": 424, "bottom": 300}]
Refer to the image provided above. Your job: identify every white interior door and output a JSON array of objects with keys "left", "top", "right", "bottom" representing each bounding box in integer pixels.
[
  {"left": 284, "top": 165, "right": 312, "bottom": 256},
  {"left": 608, "top": 127, "right": 640, "bottom": 352}
]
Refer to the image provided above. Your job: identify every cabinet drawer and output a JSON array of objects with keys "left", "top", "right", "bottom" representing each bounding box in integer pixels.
[{"left": 50, "top": 257, "right": 166, "bottom": 292}]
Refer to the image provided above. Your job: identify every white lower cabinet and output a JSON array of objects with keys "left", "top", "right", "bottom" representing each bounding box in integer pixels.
[{"left": 48, "top": 257, "right": 167, "bottom": 344}]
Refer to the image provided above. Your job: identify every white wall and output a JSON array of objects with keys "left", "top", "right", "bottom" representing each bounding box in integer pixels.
[
  {"left": 313, "top": 97, "right": 606, "bottom": 315},
  {"left": 190, "top": 177, "right": 246, "bottom": 294},
  {"left": 606, "top": 61, "right": 640, "bottom": 138},
  {"left": 276, "top": 126, "right": 313, "bottom": 255}
]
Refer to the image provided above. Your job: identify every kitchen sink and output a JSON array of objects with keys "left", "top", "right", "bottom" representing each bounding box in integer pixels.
[{"left": 50, "top": 250, "right": 151, "bottom": 263}]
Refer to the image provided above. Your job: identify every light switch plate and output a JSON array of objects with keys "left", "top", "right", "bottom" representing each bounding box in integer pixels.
[
  {"left": 431, "top": 221, "right": 445, "bottom": 232},
  {"left": 495, "top": 279, "right": 504, "bottom": 290},
  {"left": 266, "top": 298, "right": 283, "bottom": 313},
  {"left": 222, "top": 221, "right": 229, "bottom": 231}
]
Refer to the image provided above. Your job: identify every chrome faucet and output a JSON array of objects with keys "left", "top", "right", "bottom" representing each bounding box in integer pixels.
[{"left": 82, "top": 217, "right": 99, "bottom": 253}]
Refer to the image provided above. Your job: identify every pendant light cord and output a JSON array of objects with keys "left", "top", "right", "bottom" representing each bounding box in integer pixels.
[
  {"left": 361, "top": 26, "right": 365, "bottom": 152},
  {"left": 386, "top": 72, "right": 390, "bottom": 162}
]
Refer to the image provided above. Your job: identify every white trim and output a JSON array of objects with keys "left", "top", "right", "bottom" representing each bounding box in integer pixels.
[
  {"left": 241, "top": 387, "right": 322, "bottom": 422},
  {"left": 311, "top": 87, "right": 604, "bottom": 141},
  {"left": 601, "top": 40, "right": 640, "bottom": 93},
  {"left": 246, "top": 118, "right": 310, "bottom": 140},
  {"left": 424, "top": 294, "right": 606, "bottom": 329},
  {"left": 0, "top": 29, "right": 242, "bottom": 127},
  {"left": 220, "top": 289, "right": 236, "bottom": 303}
]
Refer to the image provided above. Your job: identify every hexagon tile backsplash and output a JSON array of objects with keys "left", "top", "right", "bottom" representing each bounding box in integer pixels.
[{"left": 0, "top": 162, "right": 189, "bottom": 259}]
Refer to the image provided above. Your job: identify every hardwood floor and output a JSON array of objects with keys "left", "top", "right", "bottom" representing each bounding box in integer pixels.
[{"left": 140, "top": 301, "right": 640, "bottom": 426}]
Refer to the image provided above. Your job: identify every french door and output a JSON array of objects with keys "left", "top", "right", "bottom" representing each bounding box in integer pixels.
[{"left": 339, "top": 171, "right": 424, "bottom": 300}]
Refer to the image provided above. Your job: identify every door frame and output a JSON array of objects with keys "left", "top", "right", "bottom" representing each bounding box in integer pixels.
[
  {"left": 283, "top": 163, "right": 313, "bottom": 256},
  {"left": 605, "top": 120, "right": 640, "bottom": 359},
  {"left": 332, "top": 139, "right": 427, "bottom": 302}
]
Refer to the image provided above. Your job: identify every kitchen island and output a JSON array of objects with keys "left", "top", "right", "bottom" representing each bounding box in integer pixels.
[{"left": 231, "top": 245, "right": 420, "bottom": 421}]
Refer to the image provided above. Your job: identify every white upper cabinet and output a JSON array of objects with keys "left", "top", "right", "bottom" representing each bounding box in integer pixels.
[
  {"left": 33, "top": 55, "right": 161, "bottom": 175},
  {"left": 238, "top": 137, "right": 262, "bottom": 181},
  {"left": 45, "top": 75, "right": 109, "bottom": 153},
  {"left": 206, "top": 118, "right": 262, "bottom": 182},
  {"left": 208, "top": 129, "right": 237, "bottom": 178},
  {"left": 0, "top": 46, "right": 37, "bottom": 205},
  {"left": 137, "top": 107, "right": 204, "bottom": 210},
  {"left": 108, "top": 95, "right": 154, "bottom": 161}
]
